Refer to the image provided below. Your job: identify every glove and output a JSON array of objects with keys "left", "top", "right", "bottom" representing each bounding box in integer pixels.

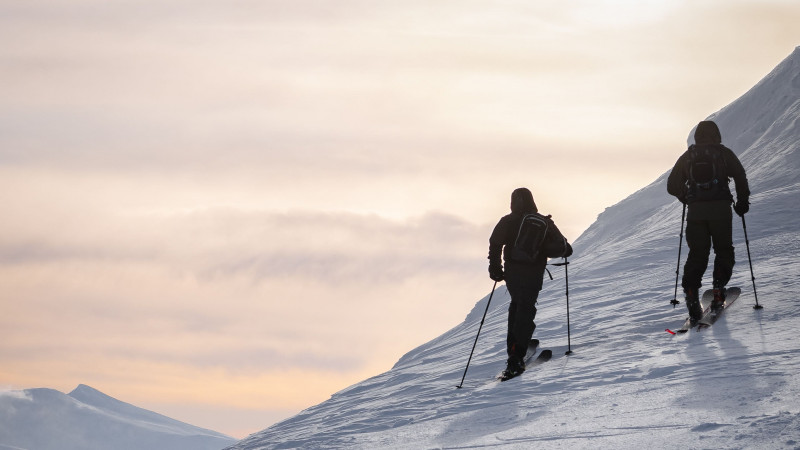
[
  {"left": 678, "top": 185, "right": 690, "bottom": 204},
  {"left": 489, "top": 264, "right": 504, "bottom": 282},
  {"left": 563, "top": 243, "right": 574, "bottom": 258},
  {"left": 734, "top": 200, "right": 749, "bottom": 216}
]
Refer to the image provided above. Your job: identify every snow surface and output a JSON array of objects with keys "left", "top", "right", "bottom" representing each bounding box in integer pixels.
[
  {"left": 227, "top": 47, "right": 800, "bottom": 449},
  {"left": 0, "top": 384, "right": 236, "bottom": 450}
]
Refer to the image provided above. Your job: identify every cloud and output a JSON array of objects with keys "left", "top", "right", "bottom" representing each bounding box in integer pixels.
[
  {"left": 0, "top": 388, "right": 31, "bottom": 401},
  {"left": 0, "top": 0, "right": 685, "bottom": 174},
  {"left": 0, "top": 194, "right": 486, "bottom": 282},
  {"left": 0, "top": 179, "right": 490, "bottom": 382}
]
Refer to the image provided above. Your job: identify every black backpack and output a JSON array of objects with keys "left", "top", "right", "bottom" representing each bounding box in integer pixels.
[
  {"left": 686, "top": 146, "right": 727, "bottom": 202},
  {"left": 509, "top": 213, "right": 549, "bottom": 264}
]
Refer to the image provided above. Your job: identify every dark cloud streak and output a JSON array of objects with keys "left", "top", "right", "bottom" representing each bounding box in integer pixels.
[{"left": 0, "top": 207, "right": 488, "bottom": 285}]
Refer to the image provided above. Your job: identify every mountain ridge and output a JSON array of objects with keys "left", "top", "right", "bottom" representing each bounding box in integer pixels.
[
  {"left": 66, "top": 384, "right": 225, "bottom": 437},
  {"left": 0, "top": 384, "right": 236, "bottom": 450}
]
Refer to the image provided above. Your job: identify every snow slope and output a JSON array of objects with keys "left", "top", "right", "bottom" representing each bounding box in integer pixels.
[
  {"left": 228, "top": 47, "right": 800, "bottom": 449},
  {"left": 0, "top": 384, "right": 236, "bottom": 450}
]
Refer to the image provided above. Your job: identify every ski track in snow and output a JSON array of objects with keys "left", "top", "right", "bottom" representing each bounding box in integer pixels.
[{"left": 227, "top": 47, "right": 800, "bottom": 450}]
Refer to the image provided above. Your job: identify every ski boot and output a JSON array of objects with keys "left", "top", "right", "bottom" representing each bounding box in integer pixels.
[
  {"left": 500, "top": 357, "right": 525, "bottom": 381},
  {"left": 685, "top": 287, "right": 703, "bottom": 323}
]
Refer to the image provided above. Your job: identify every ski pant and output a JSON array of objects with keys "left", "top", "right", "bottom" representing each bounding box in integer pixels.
[
  {"left": 682, "top": 218, "right": 735, "bottom": 291},
  {"left": 504, "top": 264, "right": 540, "bottom": 363}
]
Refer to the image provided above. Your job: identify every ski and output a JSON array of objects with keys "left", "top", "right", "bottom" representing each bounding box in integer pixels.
[
  {"left": 674, "top": 290, "right": 714, "bottom": 334},
  {"left": 497, "top": 340, "right": 552, "bottom": 382},
  {"left": 529, "top": 349, "right": 553, "bottom": 367},
  {"left": 675, "top": 312, "right": 704, "bottom": 334},
  {"left": 697, "top": 287, "right": 741, "bottom": 329},
  {"left": 526, "top": 338, "right": 540, "bottom": 357},
  {"left": 670, "top": 287, "right": 742, "bottom": 334}
]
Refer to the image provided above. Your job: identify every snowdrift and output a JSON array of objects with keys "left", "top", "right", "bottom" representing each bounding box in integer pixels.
[{"left": 228, "top": 47, "right": 800, "bottom": 449}]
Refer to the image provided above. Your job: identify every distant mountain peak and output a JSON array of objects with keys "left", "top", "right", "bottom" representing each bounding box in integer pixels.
[
  {"left": 1, "top": 385, "right": 236, "bottom": 450},
  {"left": 68, "top": 384, "right": 114, "bottom": 402},
  {"left": 70, "top": 383, "right": 99, "bottom": 393}
]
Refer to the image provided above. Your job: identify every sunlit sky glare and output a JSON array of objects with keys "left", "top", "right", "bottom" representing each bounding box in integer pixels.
[{"left": 1, "top": 0, "right": 799, "bottom": 438}]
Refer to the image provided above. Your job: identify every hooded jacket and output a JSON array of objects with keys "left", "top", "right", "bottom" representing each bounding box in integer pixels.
[
  {"left": 488, "top": 188, "right": 572, "bottom": 288},
  {"left": 667, "top": 121, "right": 750, "bottom": 220}
]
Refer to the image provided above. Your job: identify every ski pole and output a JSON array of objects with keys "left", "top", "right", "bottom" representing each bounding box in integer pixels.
[
  {"left": 671, "top": 203, "right": 686, "bottom": 307},
  {"left": 553, "top": 257, "right": 572, "bottom": 355},
  {"left": 456, "top": 281, "right": 497, "bottom": 389},
  {"left": 741, "top": 215, "right": 763, "bottom": 309},
  {"left": 563, "top": 256, "right": 572, "bottom": 355}
]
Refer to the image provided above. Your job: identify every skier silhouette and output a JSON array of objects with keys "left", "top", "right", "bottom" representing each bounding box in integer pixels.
[
  {"left": 488, "top": 187, "right": 572, "bottom": 379},
  {"left": 667, "top": 120, "right": 750, "bottom": 321}
]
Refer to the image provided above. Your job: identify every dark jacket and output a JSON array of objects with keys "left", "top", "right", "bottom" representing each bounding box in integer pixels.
[
  {"left": 488, "top": 188, "right": 572, "bottom": 290},
  {"left": 667, "top": 121, "right": 750, "bottom": 220}
]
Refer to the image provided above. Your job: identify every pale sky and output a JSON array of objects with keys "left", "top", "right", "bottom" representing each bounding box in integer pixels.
[{"left": 1, "top": 0, "right": 798, "bottom": 438}]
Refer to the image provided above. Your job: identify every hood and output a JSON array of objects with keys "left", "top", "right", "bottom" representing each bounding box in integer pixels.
[
  {"left": 694, "top": 120, "right": 722, "bottom": 145},
  {"left": 510, "top": 187, "right": 538, "bottom": 214}
]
